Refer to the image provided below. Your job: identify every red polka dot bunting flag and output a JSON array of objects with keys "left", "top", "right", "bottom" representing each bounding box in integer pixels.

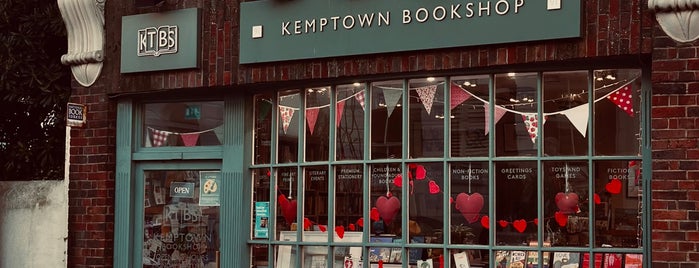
[{"left": 607, "top": 85, "right": 634, "bottom": 117}]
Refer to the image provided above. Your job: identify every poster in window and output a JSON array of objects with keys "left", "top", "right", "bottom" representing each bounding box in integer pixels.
[
  {"left": 254, "top": 201, "right": 269, "bottom": 238},
  {"left": 453, "top": 251, "right": 471, "bottom": 268},
  {"left": 199, "top": 171, "right": 220, "bottom": 206}
]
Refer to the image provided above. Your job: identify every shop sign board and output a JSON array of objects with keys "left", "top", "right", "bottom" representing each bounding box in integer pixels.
[
  {"left": 121, "top": 8, "right": 200, "bottom": 73},
  {"left": 67, "top": 103, "right": 86, "bottom": 127},
  {"left": 170, "top": 182, "right": 195, "bottom": 198},
  {"left": 240, "top": 0, "right": 581, "bottom": 64}
]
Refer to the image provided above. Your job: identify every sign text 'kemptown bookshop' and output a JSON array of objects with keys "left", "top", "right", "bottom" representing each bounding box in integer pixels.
[{"left": 240, "top": 0, "right": 581, "bottom": 63}]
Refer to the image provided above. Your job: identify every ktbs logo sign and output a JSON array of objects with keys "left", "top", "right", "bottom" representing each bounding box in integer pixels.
[{"left": 137, "top": 25, "right": 178, "bottom": 57}]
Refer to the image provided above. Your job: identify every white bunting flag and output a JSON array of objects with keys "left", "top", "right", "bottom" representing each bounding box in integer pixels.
[
  {"left": 560, "top": 104, "right": 590, "bottom": 137},
  {"left": 416, "top": 85, "right": 437, "bottom": 115}
]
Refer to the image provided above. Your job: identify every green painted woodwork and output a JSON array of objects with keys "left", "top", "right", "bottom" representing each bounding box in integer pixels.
[
  {"left": 114, "top": 100, "right": 135, "bottom": 268},
  {"left": 121, "top": 8, "right": 201, "bottom": 73},
  {"left": 240, "top": 0, "right": 581, "bottom": 63}
]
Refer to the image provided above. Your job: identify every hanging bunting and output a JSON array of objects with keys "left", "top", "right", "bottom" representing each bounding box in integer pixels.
[
  {"left": 150, "top": 127, "right": 171, "bottom": 147},
  {"left": 354, "top": 90, "right": 366, "bottom": 111},
  {"left": 382, "top": 88, "right": 402, "bottom": 118},
  {"left": 145, "top": 131, "right": 153, "bottom": 147},
  {"left": 336, "top": 100, "right": 346, "bottom": 128},
  {"left": 560, "top": 104, "right": 590, "bottom": 137},
  {"left": 450, "top": 83, "right": 472, "bottom": 110},
  {"left": 521, "top": 114, "right": 547, "bottom": 144},
  {"left": 607, "top": 85, "right": 634, "bottom": 117},
  {"left": 484, "top": 104, "right": 507, "bottom": 135},
  {"left": 306, "top": 107, "right": 320, "bottom": 135},
  {"left": 416, "top": 85, "right": 437, "bottom": 115},
  {"left": 213, "top": 125, "right": 224, "bottom": 144},
  {"left": 279, "top": 106, "right": 295, "bottom": 134},
  {"left": 180, "top": 133, "right": 200, "bottom": 147}
]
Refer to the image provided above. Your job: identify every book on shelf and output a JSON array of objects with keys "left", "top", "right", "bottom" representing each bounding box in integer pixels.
[
  {"left": 581, "top": 253, "right": 602, "bottom": 268},
  {"left": 525, "top": 250, "right": 550, "bottom": 268},
  {"left": 602, "top": 253, "right": 622, "bottom": 268},
  {"left": 623, "top": 254, "right": 642, "bottom": 268},
  {"left": 552, "top": 252, "right": 580, "bottom": 268}
]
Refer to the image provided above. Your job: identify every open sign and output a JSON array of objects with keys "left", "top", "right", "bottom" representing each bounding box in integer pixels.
[{"left": 170, "top": 182, "right": 195, "bottom": 198}]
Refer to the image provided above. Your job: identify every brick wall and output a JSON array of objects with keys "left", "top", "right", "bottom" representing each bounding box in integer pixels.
[{"left": 650, "top": 14, "right": 699, "bottom": 268}]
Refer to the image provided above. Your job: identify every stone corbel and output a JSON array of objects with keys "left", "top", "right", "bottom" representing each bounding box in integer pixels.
[
  {"left": 57, "top": 0, "right": 105, "bottom": 87},
  {"left": 649, "top": 0, "right": 699, "bottom": 43}
]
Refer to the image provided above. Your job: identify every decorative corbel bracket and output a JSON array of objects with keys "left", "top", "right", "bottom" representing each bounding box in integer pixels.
[
  {"left": 649, "top": 0, "right": 699, "bottom": 43},
  {"left": 57, "top": 0, "right": 105, "bottom": 87}
]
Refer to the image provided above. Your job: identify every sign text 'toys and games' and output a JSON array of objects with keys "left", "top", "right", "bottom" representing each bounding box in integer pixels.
[{"left": 138, "top": 25, "right": 178, "bottom": 57}]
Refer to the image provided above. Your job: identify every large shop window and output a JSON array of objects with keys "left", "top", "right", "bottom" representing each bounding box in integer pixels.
[
  {"left": 144, "top": 101, "right": 224, "bottom": 147},
  {"left": 249, "top": 69, "right": 647, "bottom": 268}
]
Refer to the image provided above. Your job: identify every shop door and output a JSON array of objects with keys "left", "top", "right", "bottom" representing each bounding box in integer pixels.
[{"left": 135, "top": 162, "right": 222, "bottom": 268}]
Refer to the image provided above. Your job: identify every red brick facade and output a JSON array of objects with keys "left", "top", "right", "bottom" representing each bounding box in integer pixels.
[{"left": 66, "top": 0, "right": 698, "bottom": 266}]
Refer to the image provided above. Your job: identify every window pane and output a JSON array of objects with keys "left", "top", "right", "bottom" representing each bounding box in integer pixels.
[
  {"left": 252, "top": 169, "right": 271, "bottom": 240},
  {"left": 144, "top": 101, "right": 223, "bottom": 147},
  {"left": 495, "top": 73, "right": 538, "bottom": 157},
  {"left": 450, "top": 75, "right": 490, "bottom": 157},
  {"left": 276, "top": 167, "right": 298, "bottom": 238},
  {"left": 304, "top": 166, "right": 329, "bottom": 233},
  {"left": 143, "top": 170, "right": 220, "bottom": 267},
  {"left": 408, "top": 162, "right": 444, "bottom": 244},
  {"left": 370, "top": 163, "right": 402, "bottom": 236},
  {"left": 278, "top": 91, "right": 300, "bottom": 163},
  {"left": 542, "top": 71, "right": 589, "bottom": 156},
  {"left": 371, "top": 80, "right": 403, "bottom": 159},
  {"left": 450, "top": 162, "right": 489, "bottom": 245},
  {"left": 251, "top": 244, "right": 269, "bottom": 267},
  {"left": 594, "top": 160, "right": 643, "bottom": 248},
  {"left": 335, "top": 84, "right": 366, "bottom": 161},
  {"left": 335, "top": 165, "right": 364, "bottom": 234},
  {"left": 305, "top": 87, "right": 330, "bottom": 162},
  {"left": 594, "top": 69, "right": 642, "bottom": 156},
  {"left": 543, "top": 161, "right": 589, "bottom": 247},
  {"left": 495, "top": 161, "right": 537, "bottom": 245},
  {"left": 409, "top": 78, "right": 445, "bottom": 158},
  {"left": 254, "top": 95, "right": 273, "bottom": 164}
]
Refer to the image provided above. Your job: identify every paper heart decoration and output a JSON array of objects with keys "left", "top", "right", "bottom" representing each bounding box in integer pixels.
[
  {"left": 594, "top": 193, "right": 601, "bottom": 204},
  {"left": 481, "top": 216, "right": 489, "bottom": 229},
  {"left": 534, "top": 218, "right": 538, "bottom": 226},
  {"left": 428, "top": 180, "right": 440, "bottom": 194},
  {"left": 318, "top": 225, "right": 327, "bottom": 232},
  {"left": 304, "top": 218, "right": 312, "bottom": 229},
  {"left": 498, "top": 220, "right": 509, "bottom": 228},
  {"left": 606, "top": 179, "right": 622, "bottom": 194},
  {"left": 335, "top": 226, "right": 345, "bottom": 239},
  {"left": 370, "top": 207, "right": 380, "bottom": 222},
  {"left": 415, "top": 165, "right": 426, "bottom": 180},
  {"left": 555, "top": 192, "right": 579, "bottom": 214},
  {"left": 454, "top": 193, "right": 485, "bottom": 223},
  {"left": 349, "top": 223, "right": 356, "bottom": 231},
  {"left": 278, "top": 195, "right": 297, "bottom": 225},
  {"left": 375, "top": 195, "right": 401, "bottom": 224},
  {"left": 513, "top": 219, "right": 527, "bottom": 233},
  {"left": 393, "top": 174, "right": 402, "bottom": 187},
  {"left": 555, "top": 211, "right": 568, "bottom": 227},
  {"left": 357, "top": 217, "right": 364, "bottom": 227}
]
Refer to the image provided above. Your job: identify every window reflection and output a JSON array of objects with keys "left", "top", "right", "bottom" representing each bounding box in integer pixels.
[
  {"left": 335, "top": 84, "right": 365, "bottom": 161},
  {"left": 409, "top": 78, "right": 445, "bottom": 158},
  {"left": 371, "top": 80, "right": 403, "bottom": 159},
  {"left": 495, "top": 73, "right": 538, "bottom": 157},
  {"left": 144, "top": 101, "right": 223, "bottom": 147}
]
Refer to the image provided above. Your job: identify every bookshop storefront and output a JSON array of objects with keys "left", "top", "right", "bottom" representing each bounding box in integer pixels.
[{"left": 111, "top": 1, "right": 651, "bottom": 268}]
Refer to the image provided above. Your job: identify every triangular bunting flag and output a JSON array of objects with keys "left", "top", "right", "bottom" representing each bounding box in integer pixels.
[
  {"left": 180, "top": 133, "right": 200, "bottom": 147},
  {"left": 145, "top": 131, "right": 153, "bottom": 147},
  {"left": 213, "top": 125, "right": 224, "bottom": 144},
  {"left": 279, "top": 106, "right": 295, "bottom": 134},
  {"left": 521, "top": 114, "right": 547, "bottom": 144},
  {"left": 416, "top": 85, "right": 437, "bottom": 115},
  {"left": 354, "top": 91, "right": 366, "bottom": 111},
  {"left": 484, "top": 104, "right": 507, "bottom": 135},
  {"left": 336, "top": 100, "right": 346, "bottom": 128},
  {"left": 306, "top": 107, "right": 320, "bottom": 135},
  {"left": 450, "top": 83, "right": 472, "bottom": 110},
  {"left": 607, "top": 85, "right": 635, "bottom": 117},
  {"left": 383, "top": 88, "right": 402, "bottom": 117},
  {"left": 561, "top": 104, "right": 590, "bottom": 137},
  {"left": 150, "top": 127, "right": 171, "bottom": 147}
]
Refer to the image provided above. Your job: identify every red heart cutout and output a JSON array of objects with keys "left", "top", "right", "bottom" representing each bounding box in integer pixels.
[
  {"left": 318, "top": 225, "right": 327, "bottom": 232},
  {"left": 454, "top": 193, "right": 484, "bottom": 223},
  {"left": 416, "top": 165, "right": 426, "bottom": 180},
  {"left": 555, "top": 192, "right": 579, "bottom": 214},
  {"left": 498, "top": 220, "right": 509, "bottom": 228},
  {"left": 278, "top": 195, "right": 297, "bottom": 224},
  {"left": 357, "top": 218, "right": 364, "bottom": 227},
  {"left": 555, "top": 211, "right": 568, "bottom": 227},
  {"left": 349, "top": 223, "right": 356, "bottom": 231},
  {"left": 370, "top": 208, "right": 380, "bottom": 222},
  {"left": 335, "top": 226, "right": 345, "bottom": 239},
  {"left": 606, "top": 179, "right": 622, "bottom": 194},
  {"left": 375, "top": 195, "right": 401, "bottom": 224},
  {"left": 481, "top": 216, "right": 489, "bottom": 229},
  {"left": 594, "top": 193, "right": 601, "bottom": 204},
  {"left": 534, "top": 218, "right": 538, "bottom": 226},
  {"left": 393, "top": 174, "right": 403, "bottom": 187},
  {"left": 303, "top": 218, "right": 312, "bottom": 229},
  {"left": 428, "top": 180, "right": 440, "bottom": 194},
  {"left": 513, "top": 219, "right": 527, "bottom": 233}
]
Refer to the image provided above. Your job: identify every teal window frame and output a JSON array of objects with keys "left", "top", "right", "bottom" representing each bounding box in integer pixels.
[{"left": 248, "top": 67, "right": 652, "bottom": 267}]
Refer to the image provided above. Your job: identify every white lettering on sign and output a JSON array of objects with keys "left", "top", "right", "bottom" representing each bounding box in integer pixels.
[
  {"left": 138, "top": 25, "right": 178, "bottom": 57},
  {"left": 279, "top": 0, "right": 527, "bottom": 36},
  {"left": 173, "top": 186, "right": 190, "bottom": 194}
]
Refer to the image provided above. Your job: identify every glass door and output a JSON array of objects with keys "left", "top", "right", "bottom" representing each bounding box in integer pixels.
[{"left": 135, "top": 162, "right": 222, "bottom": 268}]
